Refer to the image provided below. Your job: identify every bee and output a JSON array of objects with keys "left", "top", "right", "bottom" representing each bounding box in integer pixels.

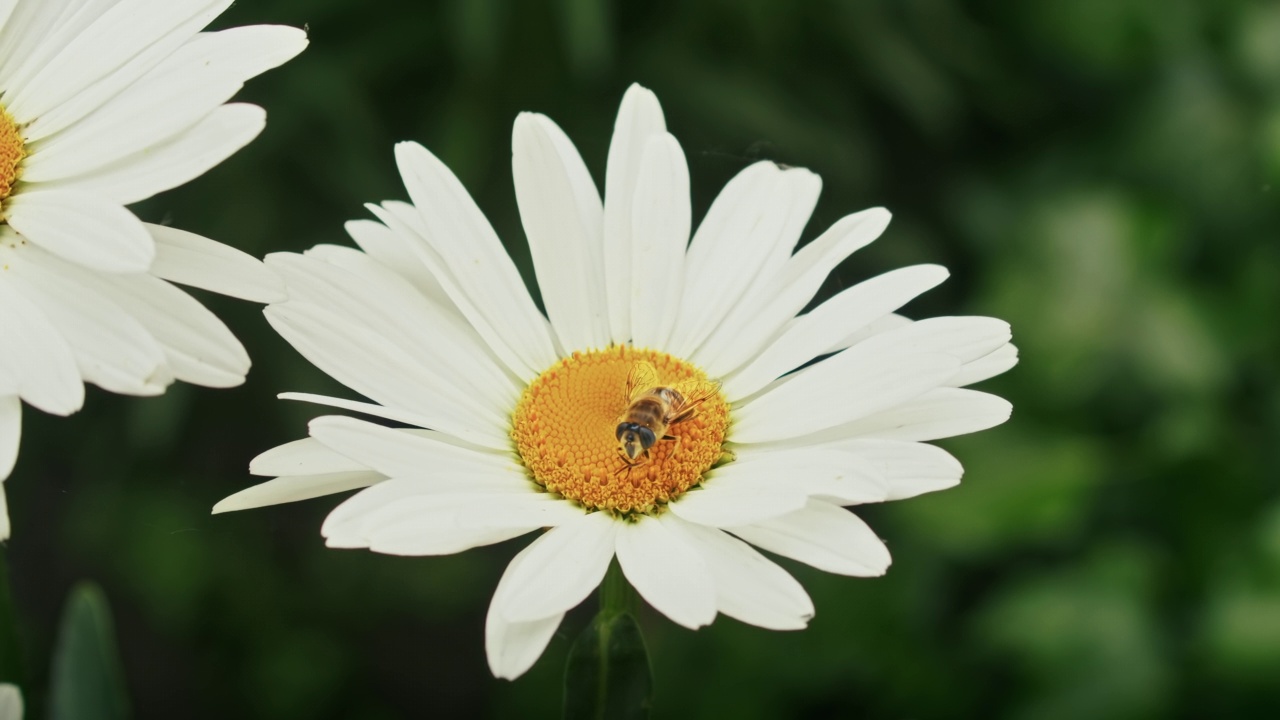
[{"left": 615, "top": 361, "right": 720, "bottom": 473}]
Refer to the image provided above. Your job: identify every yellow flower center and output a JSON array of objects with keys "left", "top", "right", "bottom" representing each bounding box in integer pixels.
[
  {"left": 0, "top": 107, "right": 24, "bottom": 203},
  {"left": 511, "top": 346, "right": 730, "bottom": 515}
]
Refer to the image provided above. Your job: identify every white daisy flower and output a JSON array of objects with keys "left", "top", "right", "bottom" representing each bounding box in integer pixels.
[
  {"left": 216, "top": 84, "right": 1017, "bottom": 679},
  {"left": 0, "top": 0, "right": 308, "bottom": 538}
]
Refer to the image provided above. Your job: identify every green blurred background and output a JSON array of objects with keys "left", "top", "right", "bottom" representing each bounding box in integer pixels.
[{"left": 7, "top": 0, "right": 1280, "bottom": 717}]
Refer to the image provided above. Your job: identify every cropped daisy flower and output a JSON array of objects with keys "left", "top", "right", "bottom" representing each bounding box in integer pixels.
[
  {"left": 216, "top": 84, "right": 1016, "bottom": 679},
  {"left": 0, "top": 0, "right": 307, "bottom": 538}
]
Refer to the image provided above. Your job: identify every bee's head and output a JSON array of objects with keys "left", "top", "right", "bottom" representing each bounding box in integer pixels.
[{"left": 616, "top": 422, "right": 656, "bottom": 461}]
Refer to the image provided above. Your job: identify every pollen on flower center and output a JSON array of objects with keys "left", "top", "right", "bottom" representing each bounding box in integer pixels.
[
  {"left": 0, "top": 107, "right": 23, "bottom": 203},
  {"left": 511, "top": 347, "right": 730, "bottom": 515}
]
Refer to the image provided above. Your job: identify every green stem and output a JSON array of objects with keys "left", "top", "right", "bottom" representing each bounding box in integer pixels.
[{"left": 599, "top": 560, "right": 635, "bottom": 619}]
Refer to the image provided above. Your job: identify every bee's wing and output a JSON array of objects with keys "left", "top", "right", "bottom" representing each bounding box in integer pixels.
[
  {"left": 668, "top": 378, "right": 721, "bottom": 424},
  {"left": 626, "top": 361, "right": 660, "bottom": 402}
]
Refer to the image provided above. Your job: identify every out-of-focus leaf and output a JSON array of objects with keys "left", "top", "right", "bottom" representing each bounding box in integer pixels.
[
  {"left": 563, "top": 612, "right": 652, "bottom": 720},
  {"left": 50, "top": 583, "right": 130, "bottom": 720}
]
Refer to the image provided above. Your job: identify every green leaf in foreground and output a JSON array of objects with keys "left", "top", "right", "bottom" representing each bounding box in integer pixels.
[
  {"left": 49, "top": 582, "right": 130, "bottom": 720},
  {"left": 563, "top": 611, "right": 652, "bottom": 720}
]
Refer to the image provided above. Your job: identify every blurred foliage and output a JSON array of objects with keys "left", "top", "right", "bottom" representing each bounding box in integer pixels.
[
  {"left": 5, "top": 0, "right": 1280, "bottom": 717},
  {"left": 49, "top": 584, "right": 130, "bottom": 720}
]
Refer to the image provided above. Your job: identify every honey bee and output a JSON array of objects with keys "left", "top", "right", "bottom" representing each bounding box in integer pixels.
[{"left": 615, "top": 361, "right": 720, "bottom": 472}]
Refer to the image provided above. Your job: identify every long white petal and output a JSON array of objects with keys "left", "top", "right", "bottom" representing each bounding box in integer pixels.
[
  {"left": 307, "top": 415, "right": 520, "bottom": 482},
  {"left": 675, "top": 518, "right": 814, "bottom": 630},
  {"left": 627, "top": 133, "right": 689, "bottom": 349},
  {"left": 495, "top": 512, "right": 618, "bottom": 623},
  {"left": 5, "top": 190, "right": 154, "bottom": 273},
  {"left": 6, "top": 0, "right": 227, "bottom": 124},
  {"left": 842, "top": 439, "right": 964, "bottom": 501},
  {"left": 709, "top": 447, "right": 888, "bottom": 505},
  {"left": 512, "top": 112, "right": 608, "bottom": 352},
  {"left": 0, "top": 279, "right": 83, "bottom": 415},
  {"left": 394, "top": 141, "right": 557, "bottom": 379},
  {"left": 667, "top": 163, "right": 817, "bottom": 358},
  {"left": 5, "top": 245, "right": 170, "bottom": 395},
  {"left": 487, "top": 540, "right": 565, "bottom": 680},
  {"left": 603, "top": 84, "right": 665, "bottom": 344},
  {"left": 731, "top": 349, "right": 959, "bottom": 444},
  {"left": 668, "top": 483, "right": 808, "bottom": 527},
  {"left": 57, "top": 104, "right": 267, "bottom": 206},
  {"left": 265, "top": 303, "right": 508, "bottom": 449},
  {"left": 820, "top": 387, "right": 1013, "bottom": 442},
  {"left": 723, "top": 265, "right": 950, "bottom": 400},
  {"left": 695, "top": 208, "right": 891, "bottom": 376},
  {"left": 616, "top": 513, "right": 716, "bottom": 629},
  {"left": 212, "top": 471, "right": 384, "bottom": 514},
  {"left": 269, "top": 251, "right": 518, "bottom": 418},
  {"left": 730, "top": 500, "right": 891, "bottom": 577},
  {"left": 86, "top": 272, "right": 249, "bottom": 388},
  {"left": 248, "top": 437, "right": 372, "bottom": 477},
  {"left": 947, "top": 342, "right": 1019, "bottom": 387},
  {"left": 147, "top": 222, "right": 284, "bottom": 302}
]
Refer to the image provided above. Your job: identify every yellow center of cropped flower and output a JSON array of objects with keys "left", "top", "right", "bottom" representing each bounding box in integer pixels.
[
  {"left": 511, "top": 346, "right": 730, "bottom": 515},
  {"left": 0, "top": 107, "right": 24, "bottom": 202}
]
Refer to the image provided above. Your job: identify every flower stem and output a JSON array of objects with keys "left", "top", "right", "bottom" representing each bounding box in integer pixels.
[{"left": 599, "top": 560, "right": 635, "bottom": 619}]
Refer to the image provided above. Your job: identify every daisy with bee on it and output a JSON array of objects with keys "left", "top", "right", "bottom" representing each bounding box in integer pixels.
[{"left": 216, "top": 84, "right": 1016, "bottom": 680}]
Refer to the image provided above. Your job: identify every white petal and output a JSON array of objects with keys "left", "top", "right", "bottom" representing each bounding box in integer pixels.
[
  {"left": 668, "top": 483, "right": 808, "bottom": 527},
  {"left": 0, "top": 279, "right": 84, "bottom": 415},
  {"left": 711, "top": 447, "right": 889, "bottom": 505},
  {"left": 667, "top": 163, "right": 816, "bottom": 358},
  {"left": 269, "top": 251, "right": 517, "bottom": 418},
  {"left": 394, "top": 141, "right": 557, "bottom": 379},
  {"left": 57, "top": 104, "right": 267, "bottom": 206},
  {"left": 616, "top": 514, "right": 716, "bottom": 629},
  {"left": 147, "top": 222, "right": 284, "bottom": 302},
  {"left": 627, "top": 133, "right": 689, "bottom": 349},
  {"left": 264, "top": 303, "right": 508, "bottom": 449},
  {"left": 89, "top": 272, "right": 249, "bottom": 388},
  {"left": 344, "top": 219, "right": 451, "bottom": 309},
  {"left": 248, "top": 437, "right": 370, "bottom": 477},
  {"left": 603, "top": 84, "right": 666, "bottom": 344},
  {"left": 487, "top": 540, "right": 565, "bottom": 680},
  {"left": 320, "top": 479, "right": 555, "bottom": 551},
  {"left": 307, "top": 415, "right": 519, "bottom": 482},
  {"left": 723, "top": 265, "right": 950, "bottom": 400},
  {"left": 24, "top": 51, "right": 245, "bottom": 180},
  {"left": 495, "top": 512, "right": 618, "bottom": 623},
  {"left": 824, "top": 387, "right": 1013, "bottom": 442},
  {"left": 947, "top": 342, "right": 1019, "bottom": 387},
  {"left": 730, "top": 500, "right": 891, "bottom": 577},
  {"left": 277, "top": 392, "right": 463, "bottom": 441},
  {"left": 6, "top": 0, "right": 228, "bottom": 124},
  {"left": 368, "top": 516, "right": 537, "bottom": 557},
  {"left": 842, "top": 439, "right": 963, "bottom": 501},
  {"left": 512, "top": 112, "right": 608, "bottom": 352},
  {"left": 5, "top": 190, "right": 154, "bottom": 273},
  {"left": 0, "top": 395, "right": 19, "bottom": 480},
  {"left": 694, "top": 208, "right": 891, "bottom": 376},
  {"left": 6, "top": 245, "right": 170, "bottom": 396},
  {"left": 212, "top": 471, "right": 383, "bottom": 514},
  {"left": 731, "top": 349, "right": 959, "bottom": 444},
  {"left": 675, "top": 518, "right": 814, "bottom": 630}
]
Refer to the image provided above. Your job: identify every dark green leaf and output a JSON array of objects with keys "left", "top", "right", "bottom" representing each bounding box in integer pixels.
[
  {"left": 563, "top": 611, "right": 651, "bottom": 720},
  {"left": 50, "top": 583, "right": 130, "bottom": 720}
]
